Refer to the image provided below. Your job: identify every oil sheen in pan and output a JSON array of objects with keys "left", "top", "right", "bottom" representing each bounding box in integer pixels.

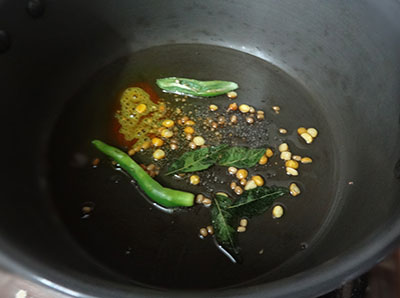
[{"left": 48, "top": 44, "right": 336, "bottom": 289}]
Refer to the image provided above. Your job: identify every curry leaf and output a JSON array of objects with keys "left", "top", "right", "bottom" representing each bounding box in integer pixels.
[
  {"left": 216, "top": 147, "right": 265, "bottom": 168},
  {"left": 228, "top": 186, "right": 288, "bottom": 218},
  {"left": 166, "top": 144, "right": 228, "bottom": 175},
  {"left": 211, "top": 194, "right": 238, "bottom": 254},
  {"left": 211, "top": 186, "right": 288, "bottom": 262}
]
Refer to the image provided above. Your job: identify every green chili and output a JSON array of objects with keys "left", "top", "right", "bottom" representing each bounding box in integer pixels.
[
  {"left": 156, "top": 77, "right": 238, "bottom": 97},
  {"left": 92, "top": 140, "right": 194, "bottom": 208}
]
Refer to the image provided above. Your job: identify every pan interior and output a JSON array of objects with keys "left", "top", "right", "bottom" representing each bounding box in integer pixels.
[{"left": 48, "top": 44, "right": 337, "bottom": 290}]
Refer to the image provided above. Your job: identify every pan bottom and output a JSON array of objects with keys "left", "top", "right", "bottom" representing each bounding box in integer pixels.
[{"left": 48, "top": 44, "right": 337, "bottom": 289}]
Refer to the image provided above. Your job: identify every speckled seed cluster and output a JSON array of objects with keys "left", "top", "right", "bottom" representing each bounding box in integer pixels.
[
  {"left": 278, "top": 142, "right": 313, "bottom": 178},
  {"left": 126, "top": 107, "right": 213, "bottom": 162},
  {"left": 199, "top": 225, "right": 214, "bottom": 238},
  {"left": 237, "top": 218, "right": 248, "bottom": 232},
  {"left": 259, "top": 148, "right": 273, "bottom": 165},
  {"left": 289, "top": 183, "right": 301, "bottom": 197},
  {"left": 272, "top": 205, "right": 284, "bottom": 218},
  {"left": 140, "top": 163, "right": 160, "bottom": 177},
  {"left": 195, "top": 194, "right": 212, "bottom": 207},
  {"left": 297, "top": 127, "right": 319, "bottom": 144},
  {"left": 228, "top": 167, "right": 265, "bottom": 194}
]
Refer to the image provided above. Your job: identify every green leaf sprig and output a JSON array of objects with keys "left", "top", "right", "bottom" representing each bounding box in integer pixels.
[
  {"left": 165, "top": 144, "right": 228, "bottom": 175},
  {"left": 211, "top": 186, "right": 288, "bottom": 260},
  {"left": 211, "top": 193, "right": 238, "bottom": 254},
  {"left": 167, "top": 145, "right": 265, "bottom": 175},
  {"left": 228, "top": 186, "right": 288, "bottom": 217},
  {"left": 217, "top": 147, "right": 265, "bottom": 168}
]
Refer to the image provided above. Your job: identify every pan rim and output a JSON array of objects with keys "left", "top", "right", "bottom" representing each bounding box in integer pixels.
[{"left": 0, "top": 213, "right": 399, "bottom": 298}]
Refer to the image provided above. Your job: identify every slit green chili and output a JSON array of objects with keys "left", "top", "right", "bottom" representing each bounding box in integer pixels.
[
  {"left": 92, "top": 140, "right": 194, "bottom": 208},
  {"left": 156, "top": 77, "right": 238, "bottom": 97}
]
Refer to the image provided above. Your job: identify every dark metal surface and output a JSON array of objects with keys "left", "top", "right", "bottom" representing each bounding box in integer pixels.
[
  {"left": 0, "top": 0, "right": 399, "bottom": 297},
  {"left": 319, "top": 276, "right": 368, "bottom": 298},
  {"left": 0, "top": 29, "right": 10, "bottom": 53},
  {"left": 47, "top": 43, "right": 337, "bottom": 290},
  {"left": 3, "top": 251, "right": 400, "bottom": 298},
  {"left": 26, "top": 0, "right": 45, "bottom": 18}
]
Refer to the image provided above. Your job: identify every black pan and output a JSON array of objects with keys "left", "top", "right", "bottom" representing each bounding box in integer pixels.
[{"left": 0, "top": 0, "right": 399, "bottom": 297}]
